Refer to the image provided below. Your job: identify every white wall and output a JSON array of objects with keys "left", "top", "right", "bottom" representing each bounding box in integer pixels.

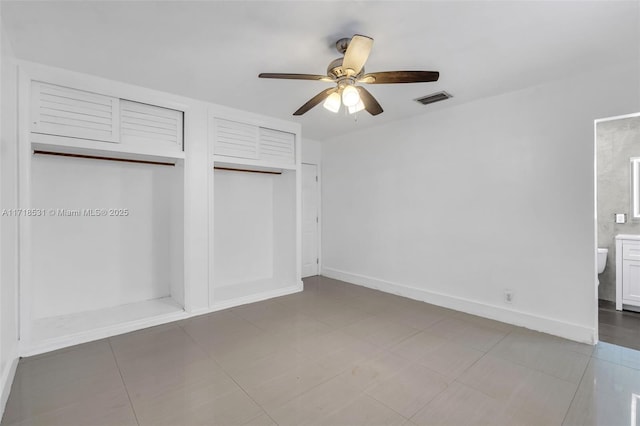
[
  {"left": 0, "top": 18, "right": 19, "bottom": 415},
  {"left": 213, "top": 169, "right": 275, "bottom": 287},
  {"left": 302, "top": 137, "right": 322, "bottom": 165},
  {"left": 322, "top": 61, "right": 640, "bottom": 343}
]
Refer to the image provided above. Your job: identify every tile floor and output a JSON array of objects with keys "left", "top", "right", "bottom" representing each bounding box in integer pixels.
[
  {"left": 599, "top": 299, "right": 640, "bottom": 351},
  {"left": 3, "top": 276, "right": 640, "bottom": 425}
]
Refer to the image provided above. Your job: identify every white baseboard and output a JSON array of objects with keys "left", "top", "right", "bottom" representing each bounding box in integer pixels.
[
  {"left": 209, "top": 282, "right": 303, "bottom": 312},
  {"left": 0, "top": 354, "right": 19, "bottom": 420},
  {"left": 322, "top": 267, "right": 596, "bottom": 344}
]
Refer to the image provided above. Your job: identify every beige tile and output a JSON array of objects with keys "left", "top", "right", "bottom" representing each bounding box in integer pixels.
[
  {"left": 321, "top": 394, "right": 407, "bottom": 426},
  {"left": 242, "top": 413, "right": 277, "bottom": 426},
  {"left": 410, "top": 382, "right": 505, "bottom": 426},
  {"left": 513, "top": 328, "right": 594, "bottom": 356},
  {"left": 111, "top": 325, "right": 239, "bottom": 406},
  {"left": 425, "top": 316, "right": 509, "bottom": 352},
  {"left": 391, "top": 331, "right": 484, "bottom": 381},
  {"left": 274, "top": 292, "right": 343, "bottom": 314},
  {"left": 111, "top": 325, "right": 223, "bottom": 379},
  {"left": 8, "top": 277, "right": 630, "bottom": 426},
  {"left": 348, "top": 293, "right": 399, "bottom": 315},
  {"left": 261, "top": 315, "right": 333, "bottom": 341},
  {"left": 12, "top": 340, "right": 120, "bottom": 393},
  {"left": 233, "top": 299, "right": 334, "bottom": 340},
  {"left": 311, "top": 284, "right": 360, "bottom": 303},
  {"left": 266, "top": 375, "right": 362, "bottom": 426},
  {"left": 366, "top": 363, "right": 448, "bottom": 417},
  {"left": 244, "top": 362, "right": 337, "bottom": 410},
  {"left": 134, "top": 387, "right": 262, "bottom": 426},
  {"left": 5, "top": 388, "right": 137, "bottom": 426},
  {"left": 230, "top": 299, "right": 297, "bottom": 324},
  {"left": 563, "top": 358, "right": 640, "bottom": 426},
  {"left": 450, "top": 311, "right": 516, "bottom": 333},
  {"left": 225, "top": 347, "right": 314, "bottom": 389},
  {"left": 488, "top": 330, "right": 591, "bottom": 383},
  {"left": 335, "top": 352, "right": 409, "bottom": 391},
  {"left": 342, "top": 316, "right": 420, "bottom": 348},
  {"left": 290, "top": 330, "right": 360, "bottom": 359},
  {"left": 390, "top": 331, "right": 449, "bottom": 361},
  {"left": 205, "top": 331, "right": 291, "bottom": 370},
  {"left": 308, "top": 301, "right": 373, "bottom": 328},
  {"left": 3, "top": 341, "right": 125, "bottom": 424},
  {"left": 127, "top": 359, "right": 238, "bottom": 405},
  {"left": 109, "top": 323, "right": 192, "bottom": 359},
  {"left": 375, "top": 305, "right": 448, "bottom": 330},
  {"left": 458, "top": 355, "right": 577, "bottom": 425},
  {"left": 180, "top": 310, "right": 264, "bottom": 348},
  {"left": 313, "top": 338, "right": 382, "bottom": 377}
]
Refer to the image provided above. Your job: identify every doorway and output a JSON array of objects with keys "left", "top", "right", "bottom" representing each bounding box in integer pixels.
[
  {"left": 302, "top": 163, "right": 320, "bottom": 277},
  {"left": 595, "top": 112, "right": 640, "bottom": 350}
]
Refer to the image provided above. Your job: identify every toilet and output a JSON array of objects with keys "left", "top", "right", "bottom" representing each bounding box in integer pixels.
[{"left": 598, "top": 248, "right": 608, "bottom": 275}]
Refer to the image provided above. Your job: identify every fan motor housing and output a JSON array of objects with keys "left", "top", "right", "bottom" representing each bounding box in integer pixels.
[{"left": 327, "top": 58, "right": 364, "bottom": 80}]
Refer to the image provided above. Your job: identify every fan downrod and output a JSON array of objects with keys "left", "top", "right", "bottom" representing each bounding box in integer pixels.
[{"left": 335, "top": 37, "right": 351, "bottom": 54}]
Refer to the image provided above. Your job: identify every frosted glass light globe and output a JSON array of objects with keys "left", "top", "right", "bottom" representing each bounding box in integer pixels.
[
  {"left": 322, "top": 92, "right": 341, "bottom": 113},
  {"left": 342, "top": 85, "right": 360, "bottom": 107},
  {"left": 348, "top": 99, "right": 365, "bottom": 114}
]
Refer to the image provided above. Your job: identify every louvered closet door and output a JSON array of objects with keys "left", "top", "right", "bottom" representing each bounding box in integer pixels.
[
  {"left": 213, "top": 118, "right": 259, "bottom": 159},
  {"left": 120, "top": 100, "right": 183, "bottom": 151},
  {"left": 259, "top": 127, "right": 295, "bottom": 164},
  {"left": 31, "top": 81, "right": 119, "bottom": 143}
]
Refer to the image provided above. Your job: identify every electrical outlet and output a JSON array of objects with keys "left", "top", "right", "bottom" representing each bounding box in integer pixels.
[{"left": 504, "top": 290, "right": 513, "bottom": 304}]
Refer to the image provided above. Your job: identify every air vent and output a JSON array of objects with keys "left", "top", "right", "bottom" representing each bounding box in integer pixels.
[{"left": 415, "top": 91, "right": 452, "bottom": 105}]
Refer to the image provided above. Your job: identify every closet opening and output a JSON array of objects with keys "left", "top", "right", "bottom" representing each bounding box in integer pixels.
[
  {"left": 27, "top": 151, "right": 185, "bottom": 344},
  {"left": 211, "top": 167, "right": 297, "bottom": 305}
]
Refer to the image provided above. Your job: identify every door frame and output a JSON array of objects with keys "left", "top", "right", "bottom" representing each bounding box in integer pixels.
[
  {"left": 302, "top": 162, "right": 321, "bottom": 277},
  {"left": 593, "top": 111, "right": 640, "bottom": 344}
]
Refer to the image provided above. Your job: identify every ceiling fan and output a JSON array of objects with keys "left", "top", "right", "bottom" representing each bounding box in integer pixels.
[{"left": 259, "top": 34, "right": 439, "bottom": 116}]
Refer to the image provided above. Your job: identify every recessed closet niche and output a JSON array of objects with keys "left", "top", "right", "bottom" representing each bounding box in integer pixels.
[
  {"left": 210, "top": 112, "right": 301, "bottom": 307},
  {"left": 213, "top": 168, "right": 296, "bottom": 302},
  {"left": 21, "top": 66, "right": 188, "bottom": 348},
  {"left": 29, "top": 154, "right": 184, "bottom": 341}
]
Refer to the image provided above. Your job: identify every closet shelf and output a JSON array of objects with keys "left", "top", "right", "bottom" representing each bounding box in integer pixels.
[
  {"left": 26, "top": 297, "right": 186, "bottom": 355},
  {"left": 31, "top": 133, "right": 185, "bottom": 165},
  {"left": 213, "top": 156, "right": 297, "bottom": 173}
]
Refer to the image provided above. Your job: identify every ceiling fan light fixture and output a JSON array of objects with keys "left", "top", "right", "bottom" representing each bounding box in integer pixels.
[
  {"left": 323, "top": 91, "right": 341, "bottom": 113},
  {"left": 258, "top": 34, "right": 440, "bottom": 117},
  {"left": 342, "top": 85, "right": 360, "bottom": 107},
  {"left": 348, "top": 99, "right": 365, "bottom": 114}
]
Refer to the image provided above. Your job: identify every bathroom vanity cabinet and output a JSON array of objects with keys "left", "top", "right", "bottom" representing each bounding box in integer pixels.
[{"left": 615, "top": 234, "right": 640, "bottom": 310}]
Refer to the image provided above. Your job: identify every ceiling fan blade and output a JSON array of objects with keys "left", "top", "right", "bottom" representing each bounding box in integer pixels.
[
  {"left": 259, "top": 73, "right": 333, "bottom": 82},
  {"left": 356, "top": 86, "right": 383, "bottom": 116},
  {"left": 358, "top": 71, "right": 439, "bottom": 84},
  {"left": 342, "top": 35, "right": 373, "bottom": 76},
  {"left": 293, "top": 88, "right": 338, "bottom": 116}
]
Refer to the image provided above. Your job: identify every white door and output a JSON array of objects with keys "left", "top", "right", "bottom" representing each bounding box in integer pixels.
[{"left": 302, "top": 163, "right": 319, "bottom": 277}]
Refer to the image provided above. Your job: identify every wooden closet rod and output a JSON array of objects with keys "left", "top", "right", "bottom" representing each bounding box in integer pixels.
[
  {"left": 214, "top": 166, "right": 282, "bottom": 175},
  {"left": 33, "top": 150, "right": 176, "bottom": 166}
]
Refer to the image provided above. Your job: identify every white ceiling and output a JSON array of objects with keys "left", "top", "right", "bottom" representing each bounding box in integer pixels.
[{"left": 2, "top": 1, "right": 639, "bottom": 141}]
